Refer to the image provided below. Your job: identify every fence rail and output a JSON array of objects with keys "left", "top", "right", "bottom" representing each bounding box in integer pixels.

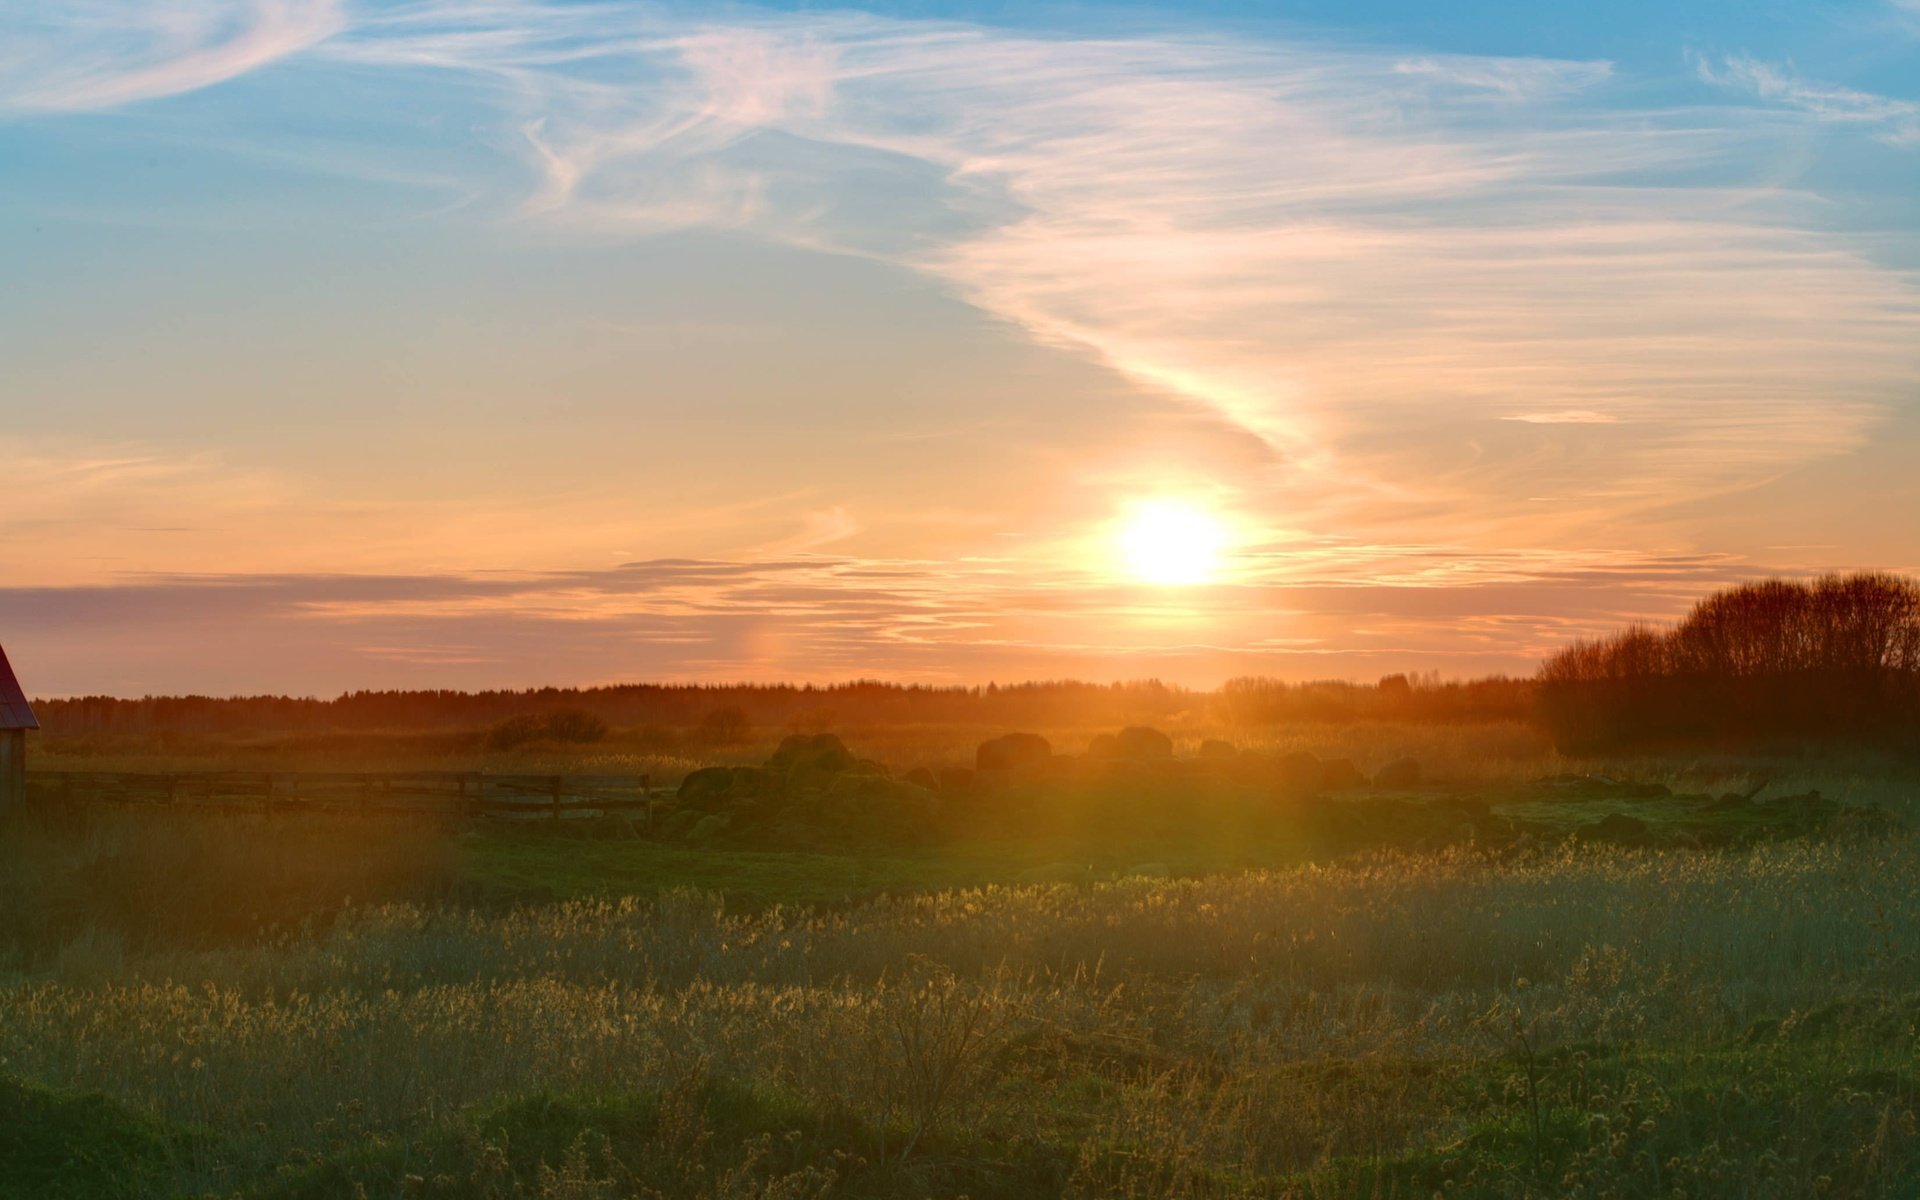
[{"left": 23, "top": 770, "right": 657, "bottom": 824}]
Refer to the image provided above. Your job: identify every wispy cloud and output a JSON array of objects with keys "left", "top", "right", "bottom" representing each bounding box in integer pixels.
[
  {"left": 0, "top": 548, "right": 1802, "bottom": 693},
  {"left": 1694, "top": 53, "right": 1920, "bottom": 146},
  {"left": 309, "top": 7, "right": 1920, "bottom": 550},
  {"left": 1502, "top": 411, "right": 1622, "bottom": 425},
  {"left": 0, "top": 0, "right": 342, "bottom": 113}
]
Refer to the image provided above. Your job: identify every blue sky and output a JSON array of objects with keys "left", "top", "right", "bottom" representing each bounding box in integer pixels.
[{"left": 2, "top": 0, "right": 1917, "bottom": 695}]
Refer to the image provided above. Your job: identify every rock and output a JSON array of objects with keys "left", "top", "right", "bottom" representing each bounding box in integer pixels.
[
  {"left": 588, "top": 813, "right": 641, "bottom": 840},
  {"left": 1114, "top": 726, "right": 1175, "bottom": 760},
  {"left": 1319, "top": 758, "right": 1368, "bottom": 791},
  {"left": 1372, "top": 757, "right": 1422, "bottom": 789},
  {"left": 677, "top": 766, "right": 736, "bottom": 808},
  {"left": 1272, "top": 750, "right": 1323, "bottom": 792},
  {"left": 904, "top": 766, "right": 938, "bottom": 790},
  {"left": 727, "top": 765, "right": 780, "bottom": 801},
  {"left": 1120, "top": 862, "right": 1171, "bottom": 878},
  {"left": 1197, "top": 739, "right": 1238, "bottom": 760},
  {"left": 688, "top": 813, "right": 733, "bottom": 843},
  {"left": 767, "top": 732, "right": 857, "bottom": 777},
  {"left": 977, "top": 732, "right": 1052, "bottom": 772},
  {"left": 936, "top": 766, "right": 976, "bottom": 791},
  {"left": 1084, "top": 733, "right": 1119, "bottom": 761},
  {"left": 1016, "top": 862, "right": 1095, "bottom": 885},
  {"left": 1579, "top": 813, "right": 1648, "bottom": 843},
  {"left": 658, "top": 809, "right": 704, "bottom": 841},
  {"left": 820, "top": 775, "right": 942, "bottom": 838}
]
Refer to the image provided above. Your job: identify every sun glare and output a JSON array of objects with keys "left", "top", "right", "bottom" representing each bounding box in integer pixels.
[{"left": 1117, "top": 500, "right": 1227, "bottom": 586}]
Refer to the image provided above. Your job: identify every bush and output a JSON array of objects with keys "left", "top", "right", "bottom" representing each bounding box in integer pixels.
[
  {"left": 543, "top": 709, "right": 609, "bottom": 745},
  {"left": 698, "top": 705, "right": 750, "bottom": 744},
  {"left": 485, "top": 714, "right": 546, "bottom": 751},
  {"left": 485, "top": 709, "right": 609, "bottom": 750}
]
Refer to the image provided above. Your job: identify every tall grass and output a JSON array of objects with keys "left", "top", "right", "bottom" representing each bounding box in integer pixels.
[{"left": 4, "top": 804, "right": 1919, "bottom": 1196}]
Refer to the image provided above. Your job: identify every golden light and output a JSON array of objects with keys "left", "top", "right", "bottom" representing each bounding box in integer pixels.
[{"left": 1116, "top": 499, "right": 1227, "bottom": 585}]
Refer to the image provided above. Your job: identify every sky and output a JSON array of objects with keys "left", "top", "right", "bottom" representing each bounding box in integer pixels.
[{"left": 2, "top": 0, "right": 1918, "bottom": 696}]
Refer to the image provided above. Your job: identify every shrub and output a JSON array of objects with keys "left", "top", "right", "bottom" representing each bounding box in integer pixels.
[
  {"left": 698, "top": 706, "right": 750, "bottom": 744},
  {"left": 542, "top": 709, "right": 609, "bottom": 746},
  {"left": 486, "top": 709, "right": 610, "bottom": 750}
]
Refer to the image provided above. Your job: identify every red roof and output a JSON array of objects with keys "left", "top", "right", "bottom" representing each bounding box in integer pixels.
[{"left": 0, "top": 644, "right": 37, "bottom": 731}]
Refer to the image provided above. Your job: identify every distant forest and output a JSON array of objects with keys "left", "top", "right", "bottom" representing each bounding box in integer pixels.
[
  {"left": 33, "top": 676, "right": 1535, "bottom": 738},
  {"left": 31, "top": 573, "right": 1920, "bottom": 752}
]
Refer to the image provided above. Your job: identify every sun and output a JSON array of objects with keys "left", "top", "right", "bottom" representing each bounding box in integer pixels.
[{"left": 1116, "top": 499, "right": 1227, "bottom": 585}]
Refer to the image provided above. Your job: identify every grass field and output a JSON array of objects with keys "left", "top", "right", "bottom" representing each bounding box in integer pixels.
[{"left": 4, "top": 724, "right": 1919, "bottom": 1198}]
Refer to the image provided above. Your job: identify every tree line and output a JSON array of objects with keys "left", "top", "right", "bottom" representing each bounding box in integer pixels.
[
  {"left": 31, "top": 573, "right": 1919, "bottom": 751},
  {"left": 33, "top": 675, "right": 1532, "bottom": 738},
  {"left": 1538, "top": 572, "right": 1920, "bottom": 750}
]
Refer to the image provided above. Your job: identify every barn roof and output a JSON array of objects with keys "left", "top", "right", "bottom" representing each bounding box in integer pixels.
[{"left": 0, "top": 644, "right": 38, "bottom": 731}]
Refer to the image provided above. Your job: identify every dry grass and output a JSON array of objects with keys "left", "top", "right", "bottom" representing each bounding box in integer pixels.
[{"left": 4, "top": 808, "right": 1920, "bottom": 1196}]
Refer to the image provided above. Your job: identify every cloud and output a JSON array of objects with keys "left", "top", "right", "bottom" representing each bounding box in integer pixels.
[
  {"left": 0, "top": 548, "right": 1793, "bottom": 694},
  {"left": 1502, "top": 411, "right": 1622, "bottom": 425},
  {"left": 314, "top": 7, "right": 1920, "bottom": 549},
  {"left": 0, "top": 0, "right": 343, "bottom": 113},
  {"left": 1694, "top": 53, "right": 1920, "bottom": 145}
]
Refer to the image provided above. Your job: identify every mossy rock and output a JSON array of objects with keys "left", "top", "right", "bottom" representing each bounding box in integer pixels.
[
  {"left": 976, "top": 732, "right": 1052, "bottom": 772},
  {"left": 677, "top": 766, "right": 736, "bottom": 808},
  {"left": 766, "top": 733, "right": 856, "bottom": 778},
  {"left": 1372, "top": 756, "right": 1422, "bottom": 789},
  {"left": 1318, "top": 757, "right": 1368, "bottom": 791},
  {"left": 1113, "top": 726, "right": 1174, "bottom": 760}
]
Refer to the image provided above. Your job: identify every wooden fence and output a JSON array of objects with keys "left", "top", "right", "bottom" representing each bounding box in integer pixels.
[{"left": 23, "top": 770, "right": 658, "bottom": 825}]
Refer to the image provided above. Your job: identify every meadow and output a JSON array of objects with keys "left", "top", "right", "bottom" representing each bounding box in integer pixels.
[{"left": 4, "top": 717, "right": 1919, "bottom": 1199}]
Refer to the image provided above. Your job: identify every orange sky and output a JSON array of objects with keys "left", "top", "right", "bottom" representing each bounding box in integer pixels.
[{"left": 3, "top": 2, "right": 1918, "bottom": 695}]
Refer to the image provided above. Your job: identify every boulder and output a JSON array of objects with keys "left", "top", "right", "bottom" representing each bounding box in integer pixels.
[
  {"left": 1114, "top": 726, "right": 1174, "bottom": 760},
  {"left": 677, "top": 766, "right": 737, "bottom": 809},
  {"left": 1197, "top": 739, "right": 1238, "bottom": 760},
  {"left": 819, "top": 775, "right": 942, "bottom": 838},
  {"left": 657, "top": 809, "right": 704, "bottom": 841},
  {"left": 767, "top": 732, "right": 857, "bottom": 778},
  {"left": 1084, "top": 733, "right": 1119, "bottom": 761},
  {"left": 1579, "top": 813, "right": 1648, "bottom": 844},
  {"left": 1319, "top": 758, "right": 1368, "bottom": 791},
  {"left": 936, "top": 766, "right": 976, "bottom": 792},
  {"left": 977, "top": 732, "right": 1053, "bottom": 772},
  {"left": 1272, "top": 750, "right": 1323, "bottom": 792},
  {"left": 587, "top": 813, "right": 641, "bottom": 840},
  {"left": 688, "top": 813, "right": 733, "bottom": 844},
  {"left": 904, "top": 766, "right": 939, "bottom": 790},
  {"left": 727, "top": 765, "right": 780, "bottom": 801},
  {"left": 1373, "top": 757, "right": 1422, "bottom": 789}
]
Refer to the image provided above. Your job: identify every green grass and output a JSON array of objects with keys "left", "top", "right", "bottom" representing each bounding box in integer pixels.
[
  {"left": 6, "top": 748, "right": 1919, "bottom": 1199},
  {"left": 464, "top": 774, "right": 1894, "bottom": 909},
  {"left": 461, "top": 829, "right": 1276, "bottom": 908},
  {"left": 0, "top": 1075, "right": 193, "bottom": 1200}
]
